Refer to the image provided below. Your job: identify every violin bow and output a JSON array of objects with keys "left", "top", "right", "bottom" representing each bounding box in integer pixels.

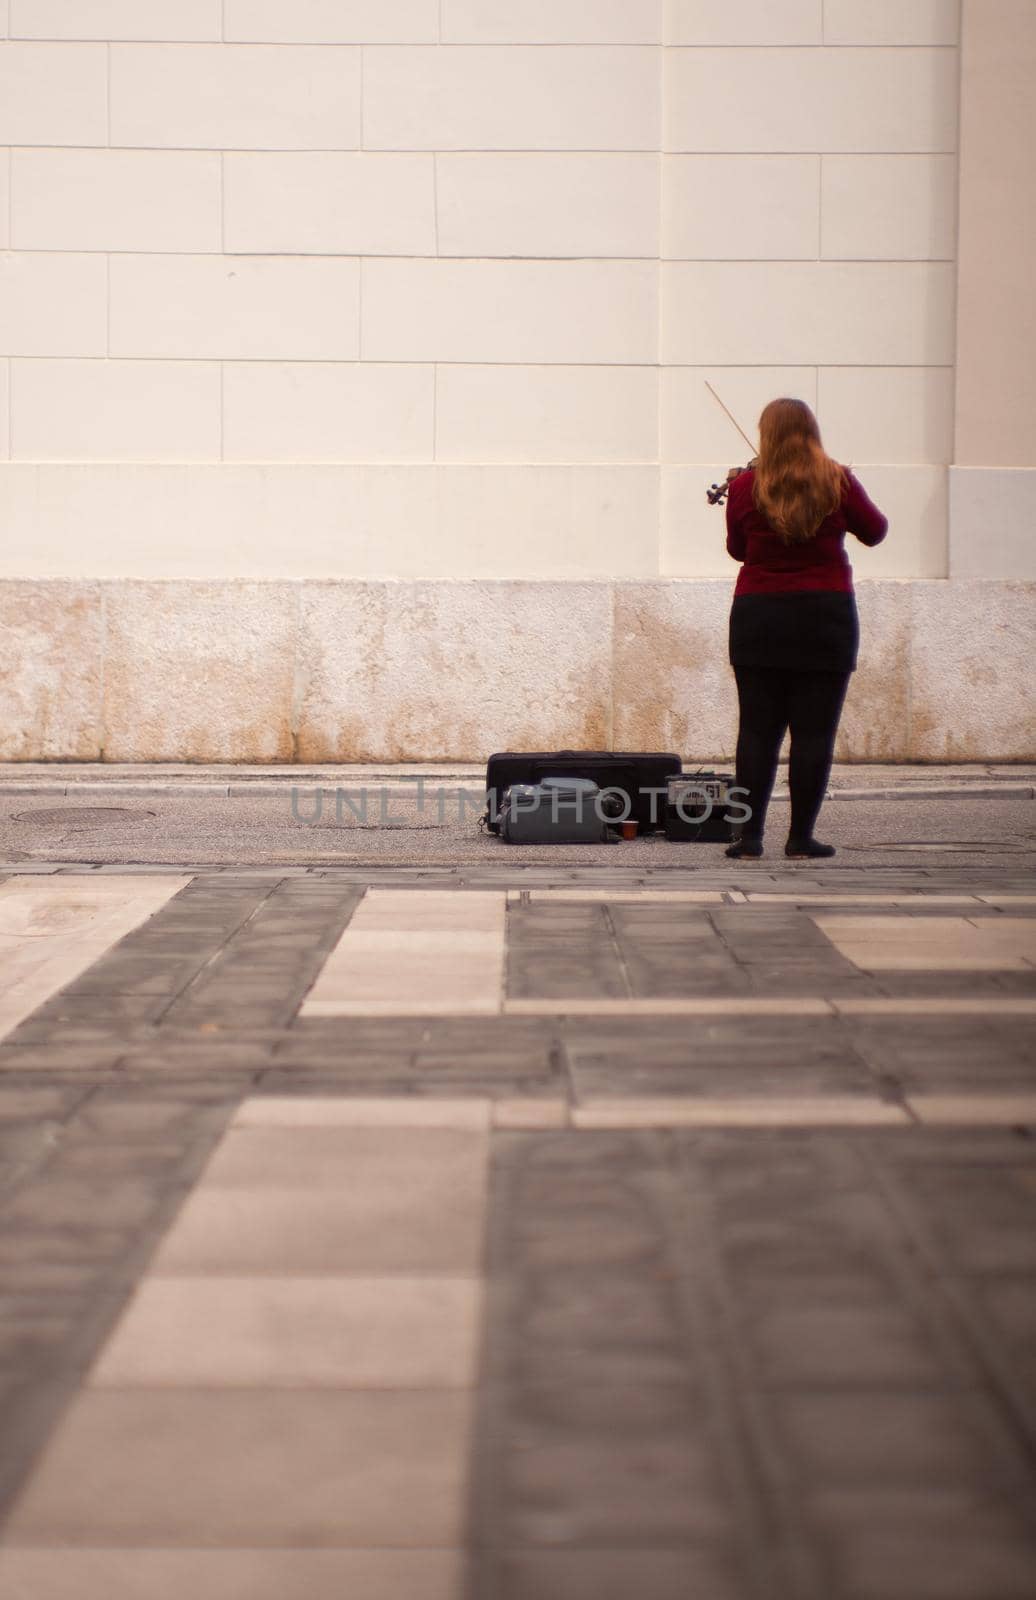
[{"left": 703, "top": 380, "right": 758, "bottom": 457}]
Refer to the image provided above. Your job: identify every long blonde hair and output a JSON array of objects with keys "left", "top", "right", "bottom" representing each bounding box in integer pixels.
[{"left": 752, "top": 398, "right": 846, "bottom": 543}]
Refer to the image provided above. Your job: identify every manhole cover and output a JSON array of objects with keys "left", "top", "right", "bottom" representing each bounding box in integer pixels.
[
  {"left": 12, "top": 806, "right": 154, "bottom": 827},
  {"left": 846, "top": 840, "right": 1028, "bottom": 854}
]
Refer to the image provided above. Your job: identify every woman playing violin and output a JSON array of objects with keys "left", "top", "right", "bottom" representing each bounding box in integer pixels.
[{"left": 722, "top": 397, "right": 887, "bottom": 859}]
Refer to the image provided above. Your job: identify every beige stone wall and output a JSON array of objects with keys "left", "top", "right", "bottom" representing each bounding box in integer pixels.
[
  {"left": 3, "top": 578, "right": 1032, "bottom": 764},
  {"left": 954, "top": 0, "right": 1036, "bottom": 468},
  {"left": 949, "top": 0, "right": 1036, "bottom": 581},
  {"left": 1, "top": 2, "right": 1031, "bottom": 763},
  {"left": 0, "top": 2, "right": 960, "bottom": 583}
]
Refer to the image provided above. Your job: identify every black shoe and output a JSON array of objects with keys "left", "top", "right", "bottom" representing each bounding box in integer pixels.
[
  {"left": 726, "top": 836, "right": 763, "bottom": 859},
  {"left": 785, "top": 837, "right": 836, "bottom": 858}
]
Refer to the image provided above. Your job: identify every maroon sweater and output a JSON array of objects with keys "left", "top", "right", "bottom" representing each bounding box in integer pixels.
[{"left": 726, "top": 467, "right": 888, "bottom": 595}]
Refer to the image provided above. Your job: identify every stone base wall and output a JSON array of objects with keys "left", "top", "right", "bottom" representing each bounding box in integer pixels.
[{"left": 2, "top": 578, "right": 1032, "bottom": 764}]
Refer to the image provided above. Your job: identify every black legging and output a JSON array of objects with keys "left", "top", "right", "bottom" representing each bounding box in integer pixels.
[{"left": 733, "top": 667, "right": 850, "bottom": 841}]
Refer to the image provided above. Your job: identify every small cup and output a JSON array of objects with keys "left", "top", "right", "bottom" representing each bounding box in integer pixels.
[{"left": 620, "top": 820, "right": 638, "bottom": 840}]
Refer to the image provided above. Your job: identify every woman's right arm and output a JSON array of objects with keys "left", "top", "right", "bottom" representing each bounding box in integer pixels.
[{"left": 843, "top": 471, "right": 888, "bottom": 547}]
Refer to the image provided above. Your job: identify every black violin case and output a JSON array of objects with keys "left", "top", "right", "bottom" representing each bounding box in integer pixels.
[{"left": 483, "top": 750, "right": 681, "bottom": 834}]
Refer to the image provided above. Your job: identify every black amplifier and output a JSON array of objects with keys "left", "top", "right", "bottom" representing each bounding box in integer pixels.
[{"left": 664, "top": 773, "right": 734, "bottom": 842}]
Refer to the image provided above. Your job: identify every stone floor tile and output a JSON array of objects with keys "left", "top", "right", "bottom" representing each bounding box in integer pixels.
[
  {"left": 302, "top": 889, "right": 506, "bottom": 1016},
  {"left": 1, "top": 1389, "right": 472, "bottom": 1548},
  {"left": 894, "top": 1207, "right": 1036, "bottom": 1275},
  {"left": 743, "top": 1304, "right": 961, "bottom": 1388},
  {"left": 0, "top": 1260, "right": 100, "bottom": 1295},
  {"left": 57, "top": 953, "right": 206, "bottom": 997},
  {"left": 27, "top": 994, "right": 169, "bottom": 1028},
  {"left": 506, "top": 966, "right": 631, "bottom": 1004},
  {"left": 609, "top": 919, "right": 727, "bottom": 944},
  {"left": 685, "top": 1137, "right": 871, "bottom": 1199},
  {"left": 802, "top": 1482, "right": 1018, "bottom": 1529},
  {"left": 491, "top": 1203, "right": 669, "bottom": 1281},
  {"left": 747, "top": 973, "right": 884, "bottom": 1000},
  {"left": 329, "top": 930, "right": 498, "bottom": 954},
  {"left": 70, "top": 1095, "right": 231, "bottom": 1138},
  {"left": 506, "top": 910, "right": 613, "bottom": 934},
  {"left": 44, "top": 1141, "right": 190, "bottom": 1180},
  {"left": 834, "top": 997, "right": 1036, "bottom": 1015},
  {"left": 113, "top": 1052, "right": 270, "bottom": 1074},
  {"left": 566, "top": 1053, "right": 877, "bottom": 1101},
  {"left": 0, "top": 1086, "right": 82, "bottom": 1120},
  {"left": 565, "top": 1013, "right": 843, "bottom": 1043},
  {"left": 816, "top": 914, "right": 1036, "bottom": 971},
  {"left": 254, "top": 1072, "right": 555, "bottom": 1100},
  {"left": 572, "top": 1098, "right": 908, "bottom": 1128},
  {"left": 973, "top": 1278, "right": 1036, "bottom": 1342},
  {"left": 197, "top": 1125, "right": 486, "bottom": 1190},
  {"left": 619, "top": 967, "right": 758, "bottom": 1002},
  {"left": 269, "top": 1041, "right": 419, "bottom": 1071},
  {"left": 4, "top": 1179, "right": 168, "bottom": 1232},
  {"left": 504, "top": 998, "right": 834, "bottom": 1016},
  {"left": 304, "top": 987, "right": 501, "bottom": 1018},
  {"left": 497, "top": 1546, "right": 747, "bottom": 1600},
  {"left": 748, "top": 894, "right": 982, "bottom": 904},
  {"left": 510, "top": 1328, "right": 689, "bottom": 1394},
  {"left": 831, "top": 1527, "right": 1036, "bottom": 1600},
  {"left": 770, "top": 1392, "right": 1026, "bottom": 1489},
  {"left": 0, "top": 1317, "right": 81, "bottom": 1370},
  {"left": 0, "top": 1549, "right": 466, "bottom": 1600},
  {"left": 499, "top": 1383, "right": 733, "bottom": 1547},
  {"left": 91, "top": 1275, "right": 482, "bottom": 1389},
  {"left": 361, "top": 888, "right": 506, "bottom": 929},
  {"left": 863, "top": 1139, "right": 1036, "bottom": 1177},
  {"left": 0, "top": 1048, "right": 123, "bottom": 1073},
  {"left": 709, "top": 1194, "right": 910, "bottom": 1280},
  {"left": 293, "top": 1015, "right": 550, "bottom": 1047},
  {"left": 149, "top": 1171, "right": 485, "bottom": 1276},
  {"left": 858, "top": 956, "right": 1036, "bottom": 971},
  {"left": 414, "top": 1049, "right": 558, "bottom": 1077},
  {"left": 233, "top": 1094, "right": 491, "bottom": 1130},
  {"left": 497, "top": 1261, "right": 689, "bottom": 1389},
  {"left": 524, "top": 890, "right": 725, "bottom": 903},
  {"left": 0, "top": 1228, "right": 140, "bottom": 1272},
  {"left": 0, "top": 1128, "right": 59, "bottom": 1192},
  {"left": 493, "top": 1098, "right": 571, "bottom": 1129},
  {"left": 907, "top": 1095, "right": 1036, "bottom": 1124}
]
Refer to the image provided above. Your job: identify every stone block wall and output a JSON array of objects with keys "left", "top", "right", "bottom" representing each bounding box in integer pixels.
[
  {"left": 2, "top": 577, "right": 1031, "bottom": 764},
  {"left": 0, "top": 1, "right": 1031, "bottom": 760}
]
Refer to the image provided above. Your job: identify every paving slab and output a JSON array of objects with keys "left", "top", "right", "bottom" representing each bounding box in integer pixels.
[
  {"left": 0, "top": 1550, "right": 467, "bottom": 1600},
  {"left": 2, "top": 1388, "right": 474, "bottom": 1548},
  {"left": 91, "top": 1275, "right": 483, "bottom": 1390}
]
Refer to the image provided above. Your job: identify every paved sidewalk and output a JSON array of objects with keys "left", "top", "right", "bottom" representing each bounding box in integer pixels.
[
  {"left": 1, "top": 860, "right": 1035, "bottom": 1599},
  {"left": 2, "top": 760, "right": 1034, "bottom": 800}
]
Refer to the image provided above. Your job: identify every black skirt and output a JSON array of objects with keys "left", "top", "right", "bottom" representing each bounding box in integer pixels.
[{"left": 729, "top": 591, "right": 860, "bottom": 674}]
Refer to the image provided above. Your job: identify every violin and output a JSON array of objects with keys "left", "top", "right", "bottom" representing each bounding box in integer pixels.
[
  {"left": 701, "top": 382, "right": 760, "bottom": 506},
  {"left": 706, "top": 458, "right": 758, "bottom": 507}
]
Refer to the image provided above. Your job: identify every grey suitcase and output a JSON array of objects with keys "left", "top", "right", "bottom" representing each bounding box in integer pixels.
[{"left": 498, "top": 777, "right": 618, "bottom": 844}]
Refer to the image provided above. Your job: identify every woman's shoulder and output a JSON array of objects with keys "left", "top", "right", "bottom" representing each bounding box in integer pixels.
[
  {"left": 839, "top": 465, "right": 882, "bottom": 508},
  {"left": 727, "top": 465, "right": 756, "bottom": 502}
]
